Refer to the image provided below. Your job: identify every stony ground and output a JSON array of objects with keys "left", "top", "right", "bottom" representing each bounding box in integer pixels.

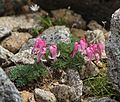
[{"left": 0, "top": 8, "right": 119, "bottom": 102}]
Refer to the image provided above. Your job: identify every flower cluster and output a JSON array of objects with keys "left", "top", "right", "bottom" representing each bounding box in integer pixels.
[
  {"left": 32, "top": 38, "right": 60, "bottom": 63},
  {"left": 71, "top": 37, "right": 105, "bottom": 62},
  {"left": 32, "top": 37, "right": 105, "bottom": 64}
]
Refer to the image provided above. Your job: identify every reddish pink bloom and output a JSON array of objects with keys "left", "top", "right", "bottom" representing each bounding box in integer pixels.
[
  {"left": 48, "top": 44, "right": 60, "bottom": 61},
  {"left": 86, "top": 43, "right": 105, "bottom": 62},
  {"left": 36, "top": 47, "right": 47, "bottom": 63},
  {"left": 32, "top": 37, "right": 47, "bottom": 63},
  {"left": 86, "top": 47, "right": 95, "bottom": 62},
  {"left": 90, "top": 44, "right": 100, "bottom": 62},
  {"left": 32, "top": 38, "right": 46, "bottom": 54},
  {"left": 78, "top": 38, "right": 87, "bottom": 53},
  {"left": 71, "top": 42, "right": 80, "bottom": 58},
  {"left": 71, "top": 38, "right": 87, "bottom": 58}
]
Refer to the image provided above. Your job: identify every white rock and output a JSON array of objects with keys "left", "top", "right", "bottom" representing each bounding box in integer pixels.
[
  {"left": 11, "top": 49, "right": 35, "bottom": 64},
  {"left": 40, "top": 26, "right": 71, "bottom": 44},
  {"left": 0, "top": 45, "right": 14, "bottom": 67},
  {"left": 34, "top": 88, "right": 56, "bottom": 102}
]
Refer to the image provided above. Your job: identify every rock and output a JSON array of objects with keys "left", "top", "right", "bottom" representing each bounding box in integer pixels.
[
  {"left": 11, "top": 49, "right": 35, "bottom": 64},
  {"left": 0, "top": 12, "right": 46, "bottom": 31},
  {"left": 0, "top": 26, "right": 11, "bottom": 40},
  {"left": 81, "top": 97, "right": 97, "bottom": 102},
  {"left": 71, "top": 28, "right": 86, "bottom": 38},
  {"left": 51, "top": 9, "right": 86, "bottom": 29},
  {"left": 40, "top": 26, "right": 71, "bottom": 44},
  {"left": 0, "top": 67, "right": 23, "bottom": 102},
  {"left": 0, "top": 0, "right": 48, "bottom": 16},
  {"left": 19, "top": 38, "right": 35, "bottom": 52},
  {"left": 0, "top": 45, "right": 14, "bottom": 67},
  {"left": 37, "top": 0, "right": 120, "bottom": 29},
  {"left": 66, "top": 69, "right": 83, "bottom": 102},
  {"left": 29, "top": 94, "right": 36, "bottom": 102},
  {"left": 97, "top": 97, "right": 118, "bottom": 102},
  {"left": 82, "top": 97, "right": 117, "bottom": 102},
  {"left": 34, "top": 88, "right": 56, "bottom": 102},
  {"left": 21, "top": 91, "right": 36, "bottom": 102},
  {"left": 1, "top": 32, "right": 32, "bottom": 53},
  {"left": 87, "top": 20, "right": 107, "bottom": 33},
  {"left": 80, "top": 62, "right": 100, "bottom": 79},
  {"left": 50, "top": 83, "right": 76, "bottom": 102},
  {"left": 106, "top": 8, "right": 120, "bottom": 92}
]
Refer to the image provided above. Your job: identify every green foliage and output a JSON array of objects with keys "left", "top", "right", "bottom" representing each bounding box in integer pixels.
[
  {"left": 40, "top": 16, "right": 66, "bottom": 29},
  {"left": 50, "top": 37, "right": 84, "bottom": 70},
  {"left": 32, "top": 28, "right": 42, "bottom": 37},
  {"left": 9, "top": 63, "right": 47, "bottom": 87},
  {"left": 53, "top": 18, "right": 66, "bottom": 26},
  {"left": 40, "top": 16, "right": 53, "bottom": 29},
  {"left": 32, "top": 16, "right": 66, "bottom": 37},
  {"left": 83, "top": 72, "right": 119, "bottom": 98}
]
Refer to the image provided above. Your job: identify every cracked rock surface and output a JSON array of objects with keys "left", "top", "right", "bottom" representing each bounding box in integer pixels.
[{"left": 106, "top": 8, "right": 120, "bottom": 92}]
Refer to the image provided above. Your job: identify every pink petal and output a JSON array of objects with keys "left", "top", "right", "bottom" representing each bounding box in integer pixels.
[
  {"left": 86, "top": 47, "right": 94, "bottom": 62},
  {"left": 36, "top": 53, "right": 47, "bottom": 64},
  {"left": 71, "top": 42, "right": 79, "bottom": 58},
  {"left": 80, "top": 38, "right": 87, "bottom": 50},
  {"left": 78, "top": 38, "right": 87, "bottom": 54},
  {"left": 32, "top": 37, "right": 47, "bottom": 63},
  {"left": 49, "top": 44, "right": 58, "bottom": 61},
  {"left": 32, "top": 37, "right": 46, "bottom": 54}
]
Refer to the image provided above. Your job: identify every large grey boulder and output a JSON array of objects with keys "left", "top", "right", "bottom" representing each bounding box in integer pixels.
[
  {"left": 0, "top": 67, "right": 23, "bottom": 102},
  {"left": 106, "top": 8, "right": 120, "bottom": 92}
]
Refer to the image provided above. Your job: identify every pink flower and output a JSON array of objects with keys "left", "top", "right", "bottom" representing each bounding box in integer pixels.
[
  {"left": 90, "top": 44, "right": 100, "bottom": 62},
  {"left": 71, "top": 38, "right": 87, "bottom": 58},
  {"left": 48, "top": 44, "right": 60, "bottom": 61},
  {"left": 32, "top": 38, "right": 47, "bottom": 63},
  {"left": 71, "top": 42, "right": 80, "bottom": 58},
  {"left": 86, "top": 43, "right": 105, "bottom": 62},
  {"left": 78, "top": 38, "right": 87, "bottom": 53},
  {"left": 32, "top": 38, "right": 46, "bottom": 54},
  {"left": 36, "top": 47, "right": 47, "bottom": 63},
  {"left": 86, "top": 46, "right": 95, "bottom": 62}
]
